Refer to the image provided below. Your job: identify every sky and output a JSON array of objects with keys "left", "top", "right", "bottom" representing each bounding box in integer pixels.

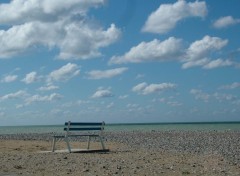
[{"left": 0, "top": 0, "right": 240, "bottom": 126}]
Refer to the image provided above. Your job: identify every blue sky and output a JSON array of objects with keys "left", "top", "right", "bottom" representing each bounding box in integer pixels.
[{"left": 0, "top": 0, "right": 240, "bottom": 126}]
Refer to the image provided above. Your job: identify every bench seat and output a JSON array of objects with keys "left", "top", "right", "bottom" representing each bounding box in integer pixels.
[{"left": 51, "top": 121, "right": 107, "bottom": 153}]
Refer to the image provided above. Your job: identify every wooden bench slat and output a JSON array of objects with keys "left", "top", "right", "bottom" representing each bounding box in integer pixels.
[
  {"left": 63, "top": 127, "right": 102, "bottom": 131},
  {"left": 53, "top": 134, "right": 100, "bottom": 138},
  {"left": 64, "top": 122, "right": 103, "bottom": 126}
]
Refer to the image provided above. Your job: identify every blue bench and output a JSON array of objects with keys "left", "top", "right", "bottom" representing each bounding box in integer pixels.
[{"left": 52, "top": 121, "right": 107, "bottom": 153}]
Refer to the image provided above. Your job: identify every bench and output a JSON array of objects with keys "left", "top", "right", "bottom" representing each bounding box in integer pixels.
[{"left": 52, "top": 121, "right": 108, "bottom": 153}]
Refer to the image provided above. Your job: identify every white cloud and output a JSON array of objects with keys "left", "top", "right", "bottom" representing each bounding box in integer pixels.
[
  {"left": 213, "top": 93, "right": 237, "bottom": 102},
  {"left": 25, "top": 93, "right": 62, "bottom": 104},
  {"left": 157, "top": 97, "right": 182, "bottom": 107},
  {"left": 76, "top": 100, "right": 90, "bottom": 106},
  {"left": 132, "top": 82, "right": 148, "bottom": 92},
  {"left": 91, "top": 88, "right": 114, "bottom": 98},
  {"left": 220, "top": 82, "right": 240, "bottom": 90},
  {"left": 127, "top": 103, "right": 139, "bottom": 109},
  {"left": 48, "top": 63, "right": 80, "bottom": 82},
  {"left": 22, "top": 71, "right": 40, "bottom": 84},
  {"left": 203, "top": 59, "right": 233, "bottom": 69},
  {"left": 142, "top": 0, "right": 207, "bottom": 34},
  {"left": 0, "top": 0, "right": 105, "bottom": 24},
  {"left": 109, "top": 35, "right": 232, "bottom": 70},
  {"left": 0, "top": 90, "right": 28, "bottom": 101},
  {"left": 181, "top": 58, "right": 209, "bottom": 69},
  {"left": 166, "top": 101, "right": 182, "bottom": 107},
  {"left": 106, "top": 102, "right": 114, "bottom": 109},
  {"left": 182, "top": 35, "right": 229, "bottom": 69},
  {"left": 0, "top": 0, "right": 120, "bottom": 59},
  {"left": 185, "top": 35, "right": 228, "bottom": 61},
  {"left": 132, "top": 82, "right": 176, "bottom": 95},
  {"left": 190, "top": 89, "right": 240, "bottom": 105},
  {"left": 183, "top": 58, "right": 233, "bottom": 70},
  {"left": 136, "top": 74, "right": 145, "bottom": 79},
  {"left": 16, "top": 104, "right": 24, "bottom": 109},
  {"left": 1, "top": 74, "right": 18, "bottom": 83},
  {"left": 38, "top": 84, "right": 59, "bottom": 91},
  {"left": 118, "top": 95, "right": 129, "bottom": 99},
  {"left": 58, "top": 23, "right": 121, "bottom": 60},
  {"left": 190, "top": 89, "right": 210, "bottom": 102},
  {"left": 213, "top": 16, "right": 240, "bottom": 29},
  {"left": 86, "top": 67, "right": 128, "bottom": 79},
  {"left": 109, "top": 37, "right": 183, "bottom": 64}
]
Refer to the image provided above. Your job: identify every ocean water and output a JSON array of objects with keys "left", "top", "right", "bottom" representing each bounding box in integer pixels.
[{"left": 0, "top": 122, "right": 240, "bottom": 134}]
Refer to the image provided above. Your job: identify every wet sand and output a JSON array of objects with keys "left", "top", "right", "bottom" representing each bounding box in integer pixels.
[{"left": 0, "top": 131, "right": 240, "bottom": 176}]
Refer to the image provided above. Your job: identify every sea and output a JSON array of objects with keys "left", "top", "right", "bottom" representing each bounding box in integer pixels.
[{"left": 0, "top": 122, "right": 240, "bottom": 134}]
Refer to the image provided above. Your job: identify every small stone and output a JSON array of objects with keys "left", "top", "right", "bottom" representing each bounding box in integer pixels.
[{"left": 84, "top": 169, "right": 89, "bottom": 172}]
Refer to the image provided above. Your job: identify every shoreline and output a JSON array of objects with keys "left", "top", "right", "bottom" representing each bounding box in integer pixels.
[
  {"left": 1, "top": 123, "right": 240, "bottom": 134},
  {"left": 0, "top": 131, "right": 240, "bottom": 175}
]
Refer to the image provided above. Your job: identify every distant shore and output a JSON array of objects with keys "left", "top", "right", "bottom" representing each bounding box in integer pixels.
[
  {"left": 1, "top": 122, "right": 240, "bottom": 134},
  {"left": 0, "top": 130, "right": 240, "bottom": 175}
]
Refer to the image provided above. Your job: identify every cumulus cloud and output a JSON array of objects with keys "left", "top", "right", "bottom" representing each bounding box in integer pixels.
[
  {"left": 109, "top": 37, "right": 183, "bottom": 64},
  {"left": 181, "top": 58, "right": 209, "bottom": 69},
  {"left": 182, "top": 35, "right": 229, "bottom": 69},
  {"left": 0, "top": 90, "right": 62, "bottom": 105},
  {"left": 1, "top": 74, "right": 18, "bottom": 83},
  {"left": 219, "top": 82, "right": 240, "bottom": 90},
  {"left": 182, "top": 58, "right": 232, "bottom": 69},
  {"left": 0, "top": 0, "right": 120, "bottom": 59},
  {"left": 142, "top": 0, "right": 207, "bottom": 34},
  {"left": 22, "top": 71, "right": 40, "bottom": 84},
  {"left": 136, "top": 74, "right": 145, "bottom": 79},
  {"left": 202, "top": 59, "right": 233, "bottom": 69},
  {"left": 0, "top": 0, "right": 105, "bottom": 24},
  {"left": 157, "top": 97, "right": 182, "bottom": 107},
  {"left": 118, "top": 95, "right": 129, "bottom": 99},
  {"left": 25, "top": 93, "right": 62, "bottom": 104},
  {"left": 38, "top": 84, "right": 59, "bottom": 91},
  {"left": 0, "top": 90, "right": 28, "bottom": 101},
  {"left": 86, "top": 67, "right": 128, "bottom": 79},
  {"left": 213, "top": 16, "right": 240, "bottom": 29},
  {"left": 132, "top": 82, "right": 176, "bottom": 95},
  {"left": 106, "top": 102, "right": 114, "bottom": 109},
  {"left": 58, "top": 23, "right": 120, "bottom": 60},
  {"left": 109, "top": 34, "right": 232, "bottom": 70},
  {"left": 190, "top": 89, "right": 210, "bottom": 102},
  {"left": 190, "top": 89, "right": 240, "bottom": 104},
  {"left": 126, "top": 103, "right": 142, "bottom": 112},
  {"left": 48, "top": 63, "right": 80, "bottom": 82},
  {"left": 185, "top": 35, "right": 228, "bottom": 61},
  {"left": 91, "top": 88, "right": 114, "bottom": 98},
  {"left": 213, "top": 93, "right": 237, "bottom": 102}
]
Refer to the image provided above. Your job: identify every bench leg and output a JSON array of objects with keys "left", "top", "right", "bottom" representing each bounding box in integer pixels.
[
  {"left": 87, "top": 136, "right": 91, "bottom": 149},
  {"left": 65, "top": 137, "right": 71, "bottom": 153},
  {"left": 52, "top": 137, "right": 56, "bottom": 152},
  {"left": 99, "top": 136, "right": 106, "bottom": 150}
]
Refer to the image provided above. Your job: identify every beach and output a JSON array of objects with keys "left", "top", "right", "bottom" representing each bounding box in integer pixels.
[{"left": 0, "top": 131, "right": 240, "bottom": 176}]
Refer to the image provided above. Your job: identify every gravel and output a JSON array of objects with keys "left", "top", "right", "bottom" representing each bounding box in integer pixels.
[{"left": 1, "top": 130, "right": 240, "bottom": 165}]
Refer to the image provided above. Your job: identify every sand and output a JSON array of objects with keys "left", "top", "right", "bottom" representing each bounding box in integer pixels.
[{"left": 0, "top": 131, "right": 240, "bottom": 176}]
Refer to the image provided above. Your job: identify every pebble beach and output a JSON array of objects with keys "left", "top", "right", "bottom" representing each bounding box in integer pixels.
[{"left": 0, "top": 130, "right": 240, "bottom": 176}]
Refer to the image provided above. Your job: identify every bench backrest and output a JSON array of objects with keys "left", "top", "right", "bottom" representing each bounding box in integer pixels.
[{"left": 64, "top": 121, "right": 105, "bottom": 132}]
